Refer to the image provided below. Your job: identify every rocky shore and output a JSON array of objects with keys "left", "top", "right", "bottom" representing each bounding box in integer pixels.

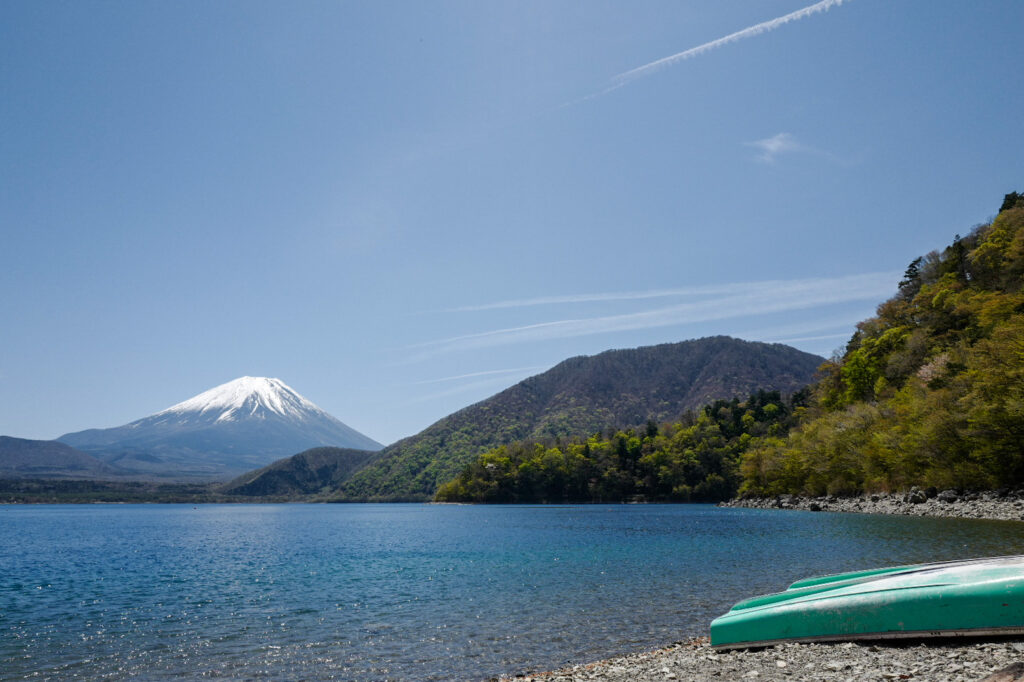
[
  {"left": 719, "top": 488, "right": 1024, "bottom": 522},
  {"left": 500, "top": 638, "right": 1024, "bottom": 682}
]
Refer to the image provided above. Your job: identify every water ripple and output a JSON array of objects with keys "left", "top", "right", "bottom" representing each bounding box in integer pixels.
[{"left": 2, "top": 504, "right": 1023, "bottom": 680}]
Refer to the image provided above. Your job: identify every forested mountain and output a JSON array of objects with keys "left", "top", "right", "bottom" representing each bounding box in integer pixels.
[
  {"left": 435, "top": 390, "right": 807, "bottom": 503},
  {"left": 332, "top": 337, "right": 822, "bottom": 501},
  {"left": 0, "top": 436, "right": 124, "bottom": 479},
  {"left": 740, "top": 192, "right": 1024, "bottom": 496},
  {"left": 218, "top": 447, "right": 382, "bottom": 497}
]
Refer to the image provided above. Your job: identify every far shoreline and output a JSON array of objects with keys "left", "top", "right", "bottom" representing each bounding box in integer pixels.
[{"left": 5, "top": 477, "right": 1024, "bottom": 522}]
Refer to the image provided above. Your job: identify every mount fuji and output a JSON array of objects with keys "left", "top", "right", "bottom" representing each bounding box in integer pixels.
[{"left": 58, "top": 377, "right": 382, "bottom": 479}]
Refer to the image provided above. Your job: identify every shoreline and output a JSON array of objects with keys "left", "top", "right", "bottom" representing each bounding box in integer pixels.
[
  {"left": 719, "top": 488, "right": 1024, "bottom": 522},
  {"left": 498, "top": 638, "right": 1024, "bottom": 681}
]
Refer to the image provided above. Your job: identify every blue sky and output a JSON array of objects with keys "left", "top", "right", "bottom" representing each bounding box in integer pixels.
[{"left": 2, "top": 0, "right": 1022, "bottom": 446}]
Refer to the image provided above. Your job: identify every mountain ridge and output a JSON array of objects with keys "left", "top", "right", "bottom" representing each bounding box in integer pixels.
[
  {"left": 332, "top": 336, "right": 823, "bottom": 501},
  {"left": 0, "top": 436, "right": 125, "bottom": 479}
]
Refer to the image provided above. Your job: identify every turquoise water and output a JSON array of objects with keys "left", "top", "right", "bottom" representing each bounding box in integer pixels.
[{"left": 3, "top": 504, "right": 1024, "bottom": 680}]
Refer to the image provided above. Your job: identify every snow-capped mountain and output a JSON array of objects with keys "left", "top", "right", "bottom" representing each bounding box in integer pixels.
[
  {"left": 152, "top": 376, "right": 350, "bottom": 427},
  {"left": 58, "top": 377, "right": 382, "bottom": 479}
]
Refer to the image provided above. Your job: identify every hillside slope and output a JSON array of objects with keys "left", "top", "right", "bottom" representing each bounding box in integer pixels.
[
  {"left": 218, "top": 447, "right": 382, "bottom": 496},
  {"left": 741, "top": 193, "right": 1024, "bottom": 496},
  {"left": 336, "top": 336, "right": 822, "bottom": 501}
]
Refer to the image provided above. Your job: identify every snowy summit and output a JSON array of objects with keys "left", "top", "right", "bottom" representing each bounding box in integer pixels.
[
  {"left": 158, "top": 376, "right": 325, "bottom": 424},
  {"left": 57, "top": 376, "right": 383, "bottom": 478}
]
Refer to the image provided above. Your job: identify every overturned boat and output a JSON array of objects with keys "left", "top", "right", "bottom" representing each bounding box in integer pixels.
[{"left": 711, "top": 555, "right": 1024, "bottom": 649}]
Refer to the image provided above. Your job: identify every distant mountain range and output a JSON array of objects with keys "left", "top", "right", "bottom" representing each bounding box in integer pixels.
[
  {"left": 51, "top": 377, "right": 382, "bottom": 478},
  {"left": 3, "top": 338, "right": 823, "bottom": 491},
  {"left": 238, "top": 337, "right": 823, "bottom": 501},
  {"left": 0, "top": 436, "right": 122, "bottom": 479}
]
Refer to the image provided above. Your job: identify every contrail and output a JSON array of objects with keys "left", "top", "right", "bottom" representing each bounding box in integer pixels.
[{"left": 613, "top": 0, "right": 851, "bottom": 85}]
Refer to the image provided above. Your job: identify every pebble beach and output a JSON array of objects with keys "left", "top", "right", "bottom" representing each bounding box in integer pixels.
[
  {"left": 500, "top": 638, "right": 1024, "bottom": 682},
  {"left": 499, "top": 492, "right": 1024, "bottom": 682}
]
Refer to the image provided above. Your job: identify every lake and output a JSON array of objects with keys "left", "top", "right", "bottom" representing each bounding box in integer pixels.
[{"left": 3, "top": 504, "right": 1024, "bottom": 680}]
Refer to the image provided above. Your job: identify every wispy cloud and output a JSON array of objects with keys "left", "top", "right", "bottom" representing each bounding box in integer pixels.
[
  {"left": 773, "top": 332, "right": 850, "bottom": 344},
  {"left": 440, "top": 282, "right": 795, "bottom": 313},
  {"left": 438, "top": 276, "right": 888, "bottom": 316},
  {"left": 412, "top": 272, "right": 897, "bottom": 357},
  {"left": 404, "top": 375, "right": 531, "bottom": 405},
  {"left": 749, "top": 132, "right": 804, "bottom": 163},
  {"left": 731, "top": 313, "right": 870, "bottom": 345},
  {"left": 412, "top": 366, "right": 548, "bottom": 385},
  {"left": 612, "top": 0, "right": 852, "bottom": 87},
  {"left": 747, "top": 132, "right": 851, "bottom": 165}
]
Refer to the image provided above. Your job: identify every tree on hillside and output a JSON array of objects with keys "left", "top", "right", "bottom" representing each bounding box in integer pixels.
[
  {"left": 898, "top": 256, "right": 923, "bottom": 300},
  {"left": 1000, "top": 191, "right": 1022, "bottom": 213}
]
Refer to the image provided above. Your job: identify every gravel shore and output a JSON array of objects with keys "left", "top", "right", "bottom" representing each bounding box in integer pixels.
[
  {"left": 719, "top": 488, "right": 1024, "bottom": 522},
  {"left": 497, "top": 492, "right": 1024, "bottom": 682},
  {"left": 499, "top": 638, "right": 1024, "bottom": 682}
]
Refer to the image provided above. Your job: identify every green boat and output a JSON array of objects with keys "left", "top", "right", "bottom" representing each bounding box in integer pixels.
[{"left": 710, "top": 555, "right": 1024, "bottom": 649}]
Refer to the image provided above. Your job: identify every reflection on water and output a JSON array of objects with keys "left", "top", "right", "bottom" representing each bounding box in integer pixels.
[{"left": 2, "top": 504, "right": 1022, "bottom": 681}]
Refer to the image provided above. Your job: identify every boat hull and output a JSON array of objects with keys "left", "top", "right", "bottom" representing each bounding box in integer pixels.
[{"left": 710, "top": 555, "right": 1024, "bottom": 649}]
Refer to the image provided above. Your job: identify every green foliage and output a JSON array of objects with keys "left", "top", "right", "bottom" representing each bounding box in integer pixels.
[
  {"left": 741, "top": 195, "right": 1024, "bottom": 496},
  {"left": 963, "top": 317, "right": 1024, "bottom": 483},
  {"left": 836, "top": 326, "right": 910, "bottom": 404},
  {"left": 434, "top": 391, "right": 801, "bottom": 503}
]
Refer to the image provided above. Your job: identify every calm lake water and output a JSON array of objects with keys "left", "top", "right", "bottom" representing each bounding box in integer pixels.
[{"left": 3, "top": 503, "right": 1024, "bottom": 681}]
